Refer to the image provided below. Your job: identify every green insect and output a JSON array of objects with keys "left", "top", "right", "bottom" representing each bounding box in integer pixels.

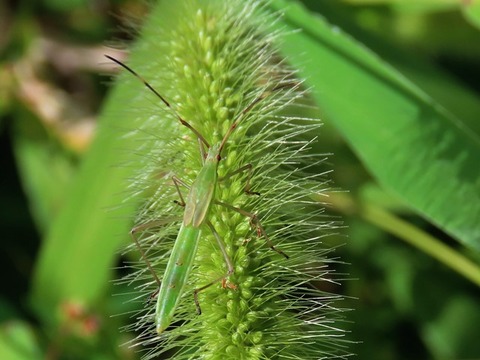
[{"left": 106, "top": 55, "right": 288, "bottom": 334}]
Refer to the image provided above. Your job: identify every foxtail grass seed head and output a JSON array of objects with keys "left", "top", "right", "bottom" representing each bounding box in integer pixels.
[{"left": 115, "top": 0, "right": 350, "bottom": 359}]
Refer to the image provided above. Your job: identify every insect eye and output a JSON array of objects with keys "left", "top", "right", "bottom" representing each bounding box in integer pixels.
[{"left": 217, "top": 155, "right": 222, "bottom": 161}]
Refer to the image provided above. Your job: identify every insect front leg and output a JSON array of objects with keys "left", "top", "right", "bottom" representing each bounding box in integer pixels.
[{"left": 192, "top": 221, "right": 236, "bottom": 315}]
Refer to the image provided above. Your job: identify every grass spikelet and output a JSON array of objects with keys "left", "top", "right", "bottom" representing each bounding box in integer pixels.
[{"left": 113, "top": 0, "right": 350, "bottom": 358}]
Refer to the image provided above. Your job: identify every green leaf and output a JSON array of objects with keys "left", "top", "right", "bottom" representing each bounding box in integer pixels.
[
  {"left": 342, "top": 0, "right": 458, "bottom": 13},
  {"left": 12, "top": 111, "right": 77, "bottom": 234},
  {"left": 272, "top": 0, "right": 480, "bottom": 250},
  {"left": 423, "top": 296, "right": 480, "bottom": 358},
  {"left": 462, "top": 0, "right": 480, "bottom": 30},
  {"left": 0, "top": 321, "right": 42, "bottom": 360},
  {"left": 29, "top": 60, "right": 143, "bottom": 320}
]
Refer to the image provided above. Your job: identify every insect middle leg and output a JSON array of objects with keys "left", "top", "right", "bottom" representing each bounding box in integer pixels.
[
  {"left": 193, "top": 221, "right": 235, "bottom": 315},
  {"left": 219, "top": 163, "right": 260, "bottom": 196},
  {"left": 172, "top": 175, "right": 188, "bottom": 206},
  {"left": 130, "top": 175, "right": 188, "bottom": 292},
  {"left": 130, "top": 217, "right": 181, "bottom": 289}
]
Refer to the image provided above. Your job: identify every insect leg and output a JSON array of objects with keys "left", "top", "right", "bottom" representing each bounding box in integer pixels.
[
  {"left": 215, "top": 201, "right": 289, "bottom": 259},
  {"left": 130, "top": 218, "right": 181, "bottom": 288},
  {"left": 192, "top": 221, "right": 235, "bottom": 315},
  {"left": 172, "top": 175, "right": 188, "bottom": 207},
  {"left": 219, "top": 163, "right": 259, "bottom": 195}
]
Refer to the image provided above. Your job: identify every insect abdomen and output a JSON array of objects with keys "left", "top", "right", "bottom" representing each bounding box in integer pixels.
[{"left": 155, "top": 224, "right": 202, "bottom": 333}]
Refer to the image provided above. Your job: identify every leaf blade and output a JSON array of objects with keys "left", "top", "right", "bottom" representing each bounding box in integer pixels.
[{"left": 272, "top": 0, "right": 480, "bottom": 249}]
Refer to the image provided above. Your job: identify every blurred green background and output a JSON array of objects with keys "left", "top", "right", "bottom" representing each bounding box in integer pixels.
[{"left": 1, "top": 0, "right": 480, "bottom": 359}]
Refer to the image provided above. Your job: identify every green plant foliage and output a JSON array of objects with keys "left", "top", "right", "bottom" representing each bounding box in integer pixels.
[
  {"left": 462, "top": 0, "right": 480, "bottom": 29},
  {"left": 114, "top": 1, "right": 347, "bottom": 358},
  {"left": 0, "top": 321, "right": 42, "bottom": 360},
  {"left": 272, "top": 0, "right": 480, "bottom": 250},
  {"left": 1, "top": 0, "right": 479, "bottom": 359}
]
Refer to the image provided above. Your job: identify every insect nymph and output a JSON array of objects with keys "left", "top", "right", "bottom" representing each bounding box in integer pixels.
[{"left": 107, "top": 55, "right": 288, "bottom": 334}]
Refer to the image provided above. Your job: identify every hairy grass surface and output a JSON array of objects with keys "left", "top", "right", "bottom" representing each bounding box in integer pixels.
[{"left": 116, "top": 1, "right": 348, "bottom": 358}]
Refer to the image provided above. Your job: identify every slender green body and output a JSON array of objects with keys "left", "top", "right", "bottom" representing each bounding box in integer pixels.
[
  {"left": 155, "top": 224, "right": 201, "bottom": 333},
  {"left": 155, "top": 145, "right": 219, "bottom": 334},
  {"left": 105, "top": 54, "right": 276, "bottom": 335}
]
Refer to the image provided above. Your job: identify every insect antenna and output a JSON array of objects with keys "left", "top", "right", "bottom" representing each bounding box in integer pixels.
[
  {"left": 106, "top": 55, "right": 210, "bottom": 149},
  {"left": 218, "top": 82, "right": 299, "bottom": 155}
]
